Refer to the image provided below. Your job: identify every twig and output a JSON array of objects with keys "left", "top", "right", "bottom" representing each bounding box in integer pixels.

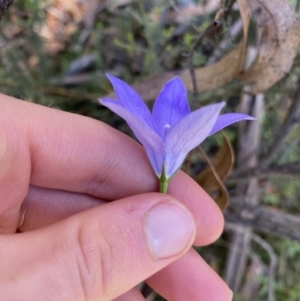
[
  {"left": 296, "top": 0, "right": 300, "bottom": 12},
  {"left": 198, "top": 145, "right": 229, "bottom": 209},
  {"left": 223, "top": 0, "right": 236, "bottom": 20},
  {"left": 188, "top": 24, "right": 216, "bottom": 102},
  {"left": 0, "top": 0, "right": 14, "bottom": 20},
  {"left": 224, "top": 92, "right": 263, "bottom": 292},
  {"left": 198, "top": 145, "right": 225, "bottom": 190},
  {"left": 0, "top": 78, "right": 99, "bottom": 101},
  {"left": 214, "top": 2, "right": 242, "bottom": 66},
  {"left": 251, "top": 233, "right": 277, "bottom": 301},
  {"left": 270, "top": 161, "right": 300, "bottom": 177},
  {"left": 213, "top": 0, "right": 225, "bottom": 27},
  {"left": 225, "top": 198, "right": 300, "bottom": 242},
  {"left": 227, "top": 161, "right": 300, "bottom": 181},
  {"left": 260, "top": 83, "right": 300, "bottom": 167},
  {"left": 188, "top": 2, "right": 225, "bottom": 102},
  {"left": 225, "top": 223, "right": 266, "bottom": 298},
  {"left": 206, "top": 18, "right": 243, "bottom": 65}
]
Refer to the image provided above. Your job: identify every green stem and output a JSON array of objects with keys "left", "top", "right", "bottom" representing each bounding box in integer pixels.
[
  {"left": 159, "top": 179, "right": 169, "bottom": 193},
  {"left": 159, "top": 164, "right": 169, "bottom": 193}
]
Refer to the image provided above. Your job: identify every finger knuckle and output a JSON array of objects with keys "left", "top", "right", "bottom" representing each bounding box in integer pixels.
[{"left": 74, "top": 221, "right": 115, "bottom": 300}]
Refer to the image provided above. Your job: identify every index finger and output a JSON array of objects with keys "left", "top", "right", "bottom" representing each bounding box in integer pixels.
[{"left": 1, "top": 95, "right": 157, "bottom": 201}]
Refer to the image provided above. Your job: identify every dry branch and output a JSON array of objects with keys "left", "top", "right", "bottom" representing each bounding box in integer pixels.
[
  {"left": 251, "top": 234, "right": 277, "bottom": 301},
  {"left": 188, "top": 24, "right": 217, "bottom": 102},
  {"left": 225, "top": 199, "right": 300, "bottom": 242},
  {"left": 0, "top": 0, "right": 14, "bottom": 20},
  {"left": 228, "top": 161, "right": 300, "bottom": 180},
  {"left": 224, "top": 91, "right": 264, "bottom": 293},
  {"left": 261, "top": 83, "right": 300, "bottom": 167}
]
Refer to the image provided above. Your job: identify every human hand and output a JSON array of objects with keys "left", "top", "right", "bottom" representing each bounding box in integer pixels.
[{"left": 0, "top": 95, "right": 232, "bottom": 301}]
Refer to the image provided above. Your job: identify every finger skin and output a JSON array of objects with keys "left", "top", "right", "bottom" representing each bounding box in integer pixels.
[
  {"left": 0, "top": 107, "right": 30, "bottom": 233},
  {"left": 0, "top": 193, "right": 196, "bottom": 301},
  {"left": 169, "top": 172, "right": 224, "bottom": 246},
  {"left": 0, "top": 94, "right": 156, "bottom": 232},
  {"left": 147, "top": 248, "right": 233, "bottom": 301},
  {"left": 20, "top": 172, "right": 223, "bottom": 247},
  {"left": 0, "top": 95, "right": 157, "bottom": 200},
  {"left": 18, "top": 185, "right": 104, "bottom": 231}
]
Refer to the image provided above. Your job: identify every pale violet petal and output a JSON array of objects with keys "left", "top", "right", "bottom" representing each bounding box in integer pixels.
[
  {"left": 106, "top": 74, "right": 155, "bottom": 129},
  {"left": 100, "top": 98, "right": 165, "bottom": 176},
  {"left": 164, "top": 102, "right": 225, "bottom": 178},
  {"left": 152, "top": 77, "right": 190, "bottom": 140},
  {"left": 209, "top": 113, "right": 256, "bottom": 136}
]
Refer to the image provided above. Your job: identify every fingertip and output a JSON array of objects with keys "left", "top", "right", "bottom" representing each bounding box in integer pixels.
[
  {"left": 168, "top": 171, "right": 224, "bottom": 246},
  {"left": 147, "top": 248, "right": 232, "bottom": 301},
  {"left": 200, "top": 197, "right": 224, "bottom": 243}
]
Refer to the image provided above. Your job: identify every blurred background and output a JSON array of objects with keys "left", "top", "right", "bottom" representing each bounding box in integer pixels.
[{"left": 1, "top": 0, "right": 300, "bottom": 300}]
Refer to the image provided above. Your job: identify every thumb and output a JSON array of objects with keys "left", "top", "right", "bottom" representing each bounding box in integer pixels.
[{"left": 0, "top": 193, "right": 196, "bottom": 301}]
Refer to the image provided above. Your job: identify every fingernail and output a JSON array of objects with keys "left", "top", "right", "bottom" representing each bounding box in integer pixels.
[{"left": 143, "top": 201, "right": 195, "bottom": 259}]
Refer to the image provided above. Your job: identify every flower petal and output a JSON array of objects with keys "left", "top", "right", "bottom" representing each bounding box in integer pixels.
[
  {"left": 100, "top": 98, "right": 165, "bottom": 176},
  {"left": 164, "top": 102, "right": 225, "bottom": 178},
  {"left": 106, "top": 74, "right": 155, "bottom": 129},
  {"left": 152, "top": 77, "right": 190, "bottom": 140},
  {"left": 209, "top": 113, "right": 256, "bottom": 136}
]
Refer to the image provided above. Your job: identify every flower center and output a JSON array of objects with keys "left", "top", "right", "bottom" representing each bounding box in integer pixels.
[{"left": 164, "top": 123, "right": 171, "bottom": 135}]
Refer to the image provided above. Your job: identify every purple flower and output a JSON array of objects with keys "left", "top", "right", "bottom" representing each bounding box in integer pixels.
[{"left": 100, "top": 75, "right": 255, "bottom": 184}]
